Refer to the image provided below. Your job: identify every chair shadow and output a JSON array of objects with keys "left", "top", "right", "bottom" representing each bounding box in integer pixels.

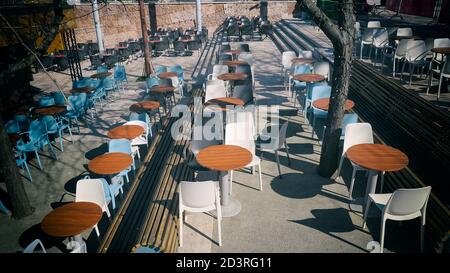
[
  {"left": 84, "top": 142, "right": 109, "bottom": 160},
  {"left": 18, "top": 223, "right": 67, "bottom": 253},
  {"left": 270, "top": 173, "right": 334, "bottom": 200}
]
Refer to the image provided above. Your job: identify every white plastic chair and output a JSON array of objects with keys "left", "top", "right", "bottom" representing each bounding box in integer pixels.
[
  {"left": 392, "top": 39, "right": 412, "bottom": 77},
  {"left": 363, "top": 186, "right": 432, "bottom": 253},
  {"left": 281, "top": 51, "right": 296, "bottom": 86},
  {"left": 336, "top": 123, "right": 374, "bottom": 199},
  {"left": 299, "top": 50, "right": 313, "bottom": 59},
  {"left": 400, "top": 40, "right": 429, "bottom": 86},
  {"left": 66, "top": 240, "right": 88, "bottom": 253},
  {"left": 124, "top": 120, "right": 149, "bottom": 160},
  {"left": 260, "top": 121, "right": 291, "bottom": 178},
  {"left": 313, "top": 61, "right": 330, "bottom": 81},
  {"left": 367, "top": 21, "right": 381, "bottom": 28},
  {"left": 396, "top": 28, "right": 412, "bottom": 39},
  {"left": 436, "top": 59, "right": 450, "bottom": 100},
  {"left": 75, "top": 178, "right": 111, "bottom": 237},
  {"left": 360, "top": 28, "right": 376, "bottom": 59},
  {"left": 207, "top": 64, "right": 229, "bottom": 81},
  {"left": 178, "top": 181, "right": 222, "bottom": 247},
  {"left": 23, "top": 239, "right": 46, "bottom": 253},
  {"left": 225, "top": 110, "right": 262, "bottom": 192},
  {"left": 370, "top": 28, "right": 389, "bottom": 66},
  {"left": 205, "top": 83, "right": 227, "bottom": 102}
]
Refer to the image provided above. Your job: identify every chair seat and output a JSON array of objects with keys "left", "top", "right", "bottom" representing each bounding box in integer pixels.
[
  {"left": 17, "top": 142, "right": 37, "bottom": 152},
  {"left": 131, "top": 136, "right": 148, "bottom": 146},
  {"left": 368, "top": 193, "right": 392, "bottom": 211}
]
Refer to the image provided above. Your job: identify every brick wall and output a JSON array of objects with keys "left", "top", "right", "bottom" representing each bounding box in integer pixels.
[{"left": 73, "top": 1, "right": 296, "bottom": 48}]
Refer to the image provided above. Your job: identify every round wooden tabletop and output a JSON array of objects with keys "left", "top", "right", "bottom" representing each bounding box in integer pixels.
[
  {"left": 41, "top": 202, "right": 103, "bottom": 238},
  {"left": 217, "top": 72, "right": 248, "bottom": 81},
  {"left": 158, "top": 72, "right": 178, "bottom": 79},
  {"left": 293, "top": 73, "right": 326, "bottom": 83},
  {"left": 291, "top": 58, "right": 314, "bottom": 64},
  {"left": 346, "top": 144, "right": 409, "bottom": 172},
  {"left": 33, "top": 105, "right": 66, "bottom": 115},
  {"left": 107, "top": 124, "right": 144, "bottom": 140},
  {"left": 90, "top": 72, "right": 112, "bottom": 79},
  {"left": 204, "top": 97, "right": 245, "bottom": 110},
  {"left": 88, "top": 152, "right": 133, "bottom": 175},
  {"left": 431, "top": 47, "right": 450, "bottom": 54},
  {"left": 222, "top": 49, "right": 241, "bottom": 55},
  {"left": 70, "top": 86, "right": 95, "bottom": 94},
  {"left": 129, "top": 101, "right": 161, "bottom": 113},
  {"left": 223, "top": 60, "right": 248, "bottom": 67},
  {"left": 151, "top": 86, "right": 176, "bottom": 93},
  {"left": 312, "top": 98, "right": 355, "bottom": 111},
  {"left": 196, "top": 144, "right": 252, "bottom": 172}
]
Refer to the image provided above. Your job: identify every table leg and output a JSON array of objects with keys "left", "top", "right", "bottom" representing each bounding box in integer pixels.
[
  {"left": 349, "top": 170, "right": 379, "bottom": 216},
  {"left": 218, "top": 170, "right": 241, "bottom": 217}
]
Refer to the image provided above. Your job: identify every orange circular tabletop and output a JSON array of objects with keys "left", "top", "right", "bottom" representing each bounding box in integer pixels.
[
  {"left": 196, "top": 144, "right": 252, "bottom": 172},
  {"left": 70, "top": 86, "right": 95, "bottom": 94},
  {"left": 88, "top": 152, "right": 133, "bottom": 175},
  {"left": 222, "top": 49, "right": 241, "bottom": 55},
  {"left": 312, "top": 98, "right": 355, "bottom": 111},
  {"left": 431, "top": 47, "right": 450, "bottom": 54},
  {"left": 293, "top": 73, "right": 326, "bottom": 83},
  {"left": 346, "top": 144, "right": 409, "bottom": 172},
  {"left": 223, "top": 60, "right": 248, "bottom": 67},
  {"left": 291, "top": 58, "right": 314, "bottom": 64},
  {"left": 217, "top": 72, "right": 248, "bottom": 81},
  {"left": 204, "top": 97, "right": 245, "bottom": 110},
  {"left": 33, "top": 106, "right": 66, "bottom": 115},
  {"left": 90, "top": 72, "right": 112, "bottom": 79},
  {"left": 151, "top": 86, "right": 176, "bottom": 93},
  {"left": 41, "top": 202, "right": 103, "bottom": 238},
  {"left": 129, "top": 101, "right": 161, "bottom": 113},
  {"left": 158, "top": 72, "right": 178, "bottom": 79},
  {"left": 107, "top": 125, "right": 144, "bottom": 140}
]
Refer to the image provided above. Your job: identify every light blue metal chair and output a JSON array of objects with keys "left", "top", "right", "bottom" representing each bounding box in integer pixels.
[
  {"left": 321, "top": 113, "right": 359, "bottom": 142},
  {"left": 16, "top": 119, "right": 57, "bottom": 170},
  {"left": 108, "top": 139, "right": 136, "bottom": 183},
  {"left": 308, "top": 85, "right": 332, "bottom": 135},
  {"left": 145, "top": 76, "right": 160, "bottom": 94},
  {"left": 38, "top": 96, "right": 55, "bottom": 107},
  {"left": 101, "top": 77, "right": 117, "bottom": 98},
  {"left": 129, "top": 112, "right": 155, "bottom": 138},
  {"left": 40, "top": 115, "right": 73, "bottom": 152},
  {"left": 5, "top": 120, "right": 20, "bottom": 134},
  {"left": 302, "top": 82, "right": 328, "bottom": 117},
  {"left": 83, "top": 175, "right": 123, "bottom": 210},
  {"left": 15, "top": 149, "right": 32, "bottom": 181},
  {"left": 14, "top": 114, "right": 29, "bottom": 132},
  {"left": 114, "top": 64, "right": 128, "bottom": 92},
  {"left": 154, "top": 66, "right": 167, "bottom": 76},
  {"left": 64, "top": 95, "right": 86, "bottom": 133},
  {"left": 168, "top": 65, "right": 185, "bottom": 95},
  {"left": 51, "top": 92, "right": 66, "bottom": 106},
  {"left": 96, "top": 65, "right": 108, "bottom": 73}
]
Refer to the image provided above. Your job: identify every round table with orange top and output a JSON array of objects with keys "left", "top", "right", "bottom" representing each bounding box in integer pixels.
[
  {"left": 41, "top": 201, "right": 103, "bottom": 246},
  {"left": 158, "top": 72, "right": 178, "bottom": 79},
  {"left": 107, "top": 124, "right": 144, "bottom": 140},
  {"left": 291, "top": 58, "right": 314, "bottom": 64},
  {"left": 88, "top": 152, "right": 133, "bottom": 176},
  {"left": 312, "top": 98, "right": 355, "bottom": 111},
  {"left": 150, "top": 85, "right": 175, "bottom": 94},
  {"left": 223, "top": 60, "right": 248, "bottom": 67},
  {"left": 70, "top": 86, "right": 95, "bottom": 94},
  {"left": 196, "top": 144, "right": 252, "bottom": 217},
  {"left": 129, "top": 101, "right": 160, "bottom": 113},
  {"left": 293, "top": 73, "right": 326, "bottom": 83},
  {"left": 33, "top": 105, "right": 67, "bottom": 116},
  {"left": 204, "top": 97, "right": 244, "bottom": 111},
  {"left": 217, "top": 72, "right": 248, "bottom": 81},
  {"left": 431, "top": 47, "right": 450, "bottom": 54},
  {"left": 346, "top": 143, "right": 409, "bottom": 212},
  {"left": 90, "top": 72, "right": 112, "bottom": 79}
]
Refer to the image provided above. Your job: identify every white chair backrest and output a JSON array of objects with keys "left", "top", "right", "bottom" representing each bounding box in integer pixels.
[
  {"left": 433, "top": 38, "right": 450, "bottom": 49},
  {"left": 396, "top": 27, "right": 413, "bottom": 37},
  {"left": 282, "top": 51, "right": 296, "bottom": 69},
  {"left": 386, "top": 186, "right": 431, "bottom": 216},
  {"left": 278, "top": 121, "right": 289, "bottom": 150},
  {"left": 299, "top": 50, "right": 313, "bottom": 59},
  {"left": 23, "top": 239, "right": 46, "bottom": 253},
  {"left": 367, "top": 20, "right": 381, "bottom": 28},
  {"left": 395, "top": 39, "right": 412, "bottom": 57},
  {"left": 313, "top": 62, "right": 330, "bottom": 80},
  {"left": 361, "top": 28, "right": 375, "bottom": 42},
  {"left": 373, "top": 28, "right": 389, "bottom": 48},
  {"left": 425, "top": 38, "right": 435, "bottom": 52},
  {"left": 75, "top": 179, "right": 107, "bottom": 213},
  {"left": 124, "top": 120, "right": 148, "bottom": 135},
  {"left": 205, "top": 84, "right": 227, "bottom": 102},
  {"left": 238, "top": 52, "right": 254, "bottom": 66},
  {"left": 212, "top": 65, "right": 229, "bottom": 79},
  {"left": 225, "top": 110, "right": 255, "bottom": 157},
  {"left": 205, "top": 79, "right": 225, "bottom": 88},
  {"left": 180, "top": 181, "right": 218, "bottom": 209},
  {"left": 406, "top": 40, "right": 427, "bottom": 61},
  {"left": 343, "top": 123, "right": 374, "bottom": 155}
]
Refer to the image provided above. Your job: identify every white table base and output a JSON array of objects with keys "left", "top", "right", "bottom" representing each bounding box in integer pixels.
[{"left": 216, "top": 170, "right": 242, "bottom": 217}]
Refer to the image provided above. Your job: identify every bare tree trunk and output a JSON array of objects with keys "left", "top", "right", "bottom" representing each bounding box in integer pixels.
[
  {"left": 138, "top": 0, "right": 153, "bottom": 76},
  {"left": 299, "top": 0, "right": 355, "bottom": 178},
  {"left": 0, "top": 115, "right": 34, "bottom": 218}
]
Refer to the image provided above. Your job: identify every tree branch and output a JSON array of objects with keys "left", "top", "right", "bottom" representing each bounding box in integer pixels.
[{"left": 298, "top": 0, "right": 343, "bottom": 47}]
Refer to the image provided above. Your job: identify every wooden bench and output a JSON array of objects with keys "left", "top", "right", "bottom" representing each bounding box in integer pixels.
[
  {"left": 98, "top": 88, "right": 202, "bottom": 253},
  {"left": 348, "top": 60, "right": 450, "bottom": 252}
]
